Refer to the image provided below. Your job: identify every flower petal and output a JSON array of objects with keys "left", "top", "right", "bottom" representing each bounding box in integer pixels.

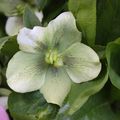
[
  {"left": 40, "top": 67, "right": 71, "bottom": 106},
  {"left": 35, "top": 11, "right": 43, "bottom": 23},
  {"left": 17, "top": 26, "right": 47, "bottom": 53},
  {"left": 0, "top": 97, "right": 8, "bottom": 109},
  {"left": 5, "top": 17, "right": 23, "bottom": 36},
  {"left": 63, "top": 42, "right": 101, "bottom": 83},
  {"left": 6, "top": 51, "right": 47, "bottom": 93},
  {"left": 46, "top": 12, "right": 81, "bottom": 52},
  {"left": 0, "top": 106, "right": 10, "bottom": 120}
]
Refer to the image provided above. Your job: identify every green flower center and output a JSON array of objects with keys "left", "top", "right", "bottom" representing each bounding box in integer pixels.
[
  {"left": 45, "top": 50, "right": 63, "bottom": 67},
  {"left": 12, "top": 5, "right": 25, "bottom": 16}
]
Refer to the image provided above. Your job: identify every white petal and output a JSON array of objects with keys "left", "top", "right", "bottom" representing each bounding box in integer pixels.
[
  {"left": 40, "top": 68, "right": 71, "bottom": 106},
  {"left": 17, "top": 27, "right": 46, "bottom": 53},
  {"left": 48, "top": 12, "right": 77, "bottom": 33},
  {"left": 0, "top": 97, "right": 8, "bottom": 109},
  {"left": 5, "top": 17, "right": 23, "bottom": 36},
  {"left": 35, "top": 11, "right": 43, "bottom": 22},
  {"left": 6, "top": 51, "right": 47, "bottom": 93},
  {"left": 46, "top": 12, "right": 81, "bottom": 51},
  {"left": 63, "top": 43, "right": 101, "bottom": 83}
]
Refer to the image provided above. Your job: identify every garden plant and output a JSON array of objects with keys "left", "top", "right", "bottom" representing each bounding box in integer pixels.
[{"left": 0, "top": 0, "right": 120, "bottom": 120}]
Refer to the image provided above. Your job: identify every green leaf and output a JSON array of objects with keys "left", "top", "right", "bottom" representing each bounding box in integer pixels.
[
  {"left": 0, "top": 0, "right": 25, "bottom": 16},
  {"left": 0, "top": 88, "right": 11, "bottom": 96},
  {"left": 8, "top": 91, "right": 59, "bottom": 120},
  {"left": 35, "top": 0, "right": 48, "bottom": 10},
  {"left": 43, "top": 0, "right": 67, "bottom": 24},
  {"left": 23, "top": 6, "right": 41, "bottom": 29},
  {"left": 71, "top": 90, "right": 118, "bottom": 120},
  {"left": 0, "top": 53, "right": 9, "bottom": 87},
  {"left": 0, "top": 14, "right": 6, "bottom": 37},
  {"left": 0, "top": 72, "right": 2, "bottom": 85},
  {"left": 93, "top": 45, "right": 106, "bottom": 59},
  {"left": 55, "top": 89, "right": 118, "bottom": 120},
  {"left": 0, "top": 36, "right": 9, "bottom": 50},
  {"left": 68, "top": 0, "right": 96, "bottom": 46},
  {"left": 96, "top": 0, "right": 120, "bottom": 45},
  {"left": 110, "top": 85, "right": 120, "bottom": 101},
  {"left": 56, "top": 63, "right": 108, "bottom": 116},
  {"left": 106, "top": 38, "right": 120, "bottom": 89},
  {"left": 0, "top": 36, "right": 19, "bottom": 57},
  {"left": 0, "top": 53, "right": 9, "bottom": 67}
]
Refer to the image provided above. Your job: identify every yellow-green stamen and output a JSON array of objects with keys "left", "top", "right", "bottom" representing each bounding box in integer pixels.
[{"left": 45, "top": 50, "right": 63, "bottom": 67}]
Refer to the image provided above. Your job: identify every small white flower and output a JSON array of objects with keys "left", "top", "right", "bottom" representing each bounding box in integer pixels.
[
  {"left": 5, "top": 11, "right": 43, "bottom": 36},
  {"left": 6, "top": 12, "right": 101, "bottom": 106}
]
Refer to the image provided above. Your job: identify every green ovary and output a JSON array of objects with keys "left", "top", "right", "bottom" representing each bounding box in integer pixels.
[{"left": 45, "top": 50, "right": 63, "bottom": 67}]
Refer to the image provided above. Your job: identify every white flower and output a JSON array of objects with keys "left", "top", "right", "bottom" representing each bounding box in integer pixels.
[
  {"left": 5, "top": 11, "right": 43, "bottom": 36},
  {"left": 6, "top": 12, "right": 101, "bottom": 106}
]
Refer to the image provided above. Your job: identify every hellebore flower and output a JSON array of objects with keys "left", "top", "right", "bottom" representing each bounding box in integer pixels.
[
  {"left": 0, "top": 97, "right": 10, "bottom": 120},
  {"left": 6, "top": 12, "right": 101, "bottom": 106},
  {"left": 5, "top": 11, "right": 43, "bottom": 36}
]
